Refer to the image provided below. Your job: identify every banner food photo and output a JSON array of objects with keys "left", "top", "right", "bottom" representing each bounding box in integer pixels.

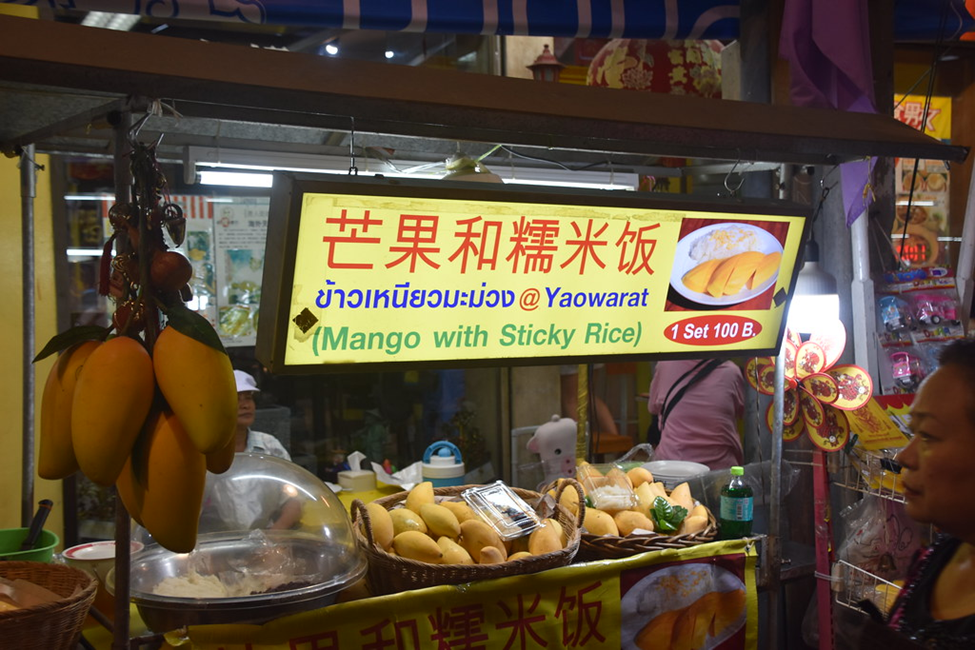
[
  {"left": 175, "top": 539, "right": 757, "bottom": 650},
  {"left": 257, "top": 175, "right": 808, "bottom": 373}
]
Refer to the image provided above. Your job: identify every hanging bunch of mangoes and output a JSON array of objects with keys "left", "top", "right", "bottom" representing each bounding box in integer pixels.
[{"left": 34, "top": 139, "right": 238, "bottom": 553}]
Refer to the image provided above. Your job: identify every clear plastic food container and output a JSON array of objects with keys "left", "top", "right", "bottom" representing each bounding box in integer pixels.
[
  {"left": 579, "top": 463, "right": 638, "bottom": 513},
  {"left": 123, "top": 453, "right": 367, "bottom": 631},
  {"left": 461, "top": 481, "right": 543, "bottom": 540}
]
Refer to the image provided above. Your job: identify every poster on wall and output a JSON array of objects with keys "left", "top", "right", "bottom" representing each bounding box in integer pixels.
[
  {"left": 892, "top": 94, "right": 952, "bottom": 268},
  {"left": 212, "top": 197, "right": 270, "bottom": 347},
  {"left": 257, "top": 175, "right": 809, "bottom": 373},
  {"left": 100, "top": 195, "right": 269, "bottom": 348}
]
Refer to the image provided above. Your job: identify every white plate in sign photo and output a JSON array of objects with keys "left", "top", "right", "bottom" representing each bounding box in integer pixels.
[
  {"left": 620, "top": 564, "right": 747, "bottom": 650},
  {"left": 669, "top": 222, "right": 784, "bottom": 307}
]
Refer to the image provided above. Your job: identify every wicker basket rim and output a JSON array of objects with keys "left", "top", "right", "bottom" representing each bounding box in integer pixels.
[{"left": 0, "top": 561, "right": 97, "bottom": 623}]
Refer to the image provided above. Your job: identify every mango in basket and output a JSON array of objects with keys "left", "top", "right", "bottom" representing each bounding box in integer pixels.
[
  {"left": 626, "top": 466, "right": 654, "bottom": 489},
  {"left": 508, "top": 551, "right": 532, "bottom": 561},
  {"left": 478, "top": 546, "right": 506, "bottom": 565},
  {"left": 615, "top": 510, "right": 655, "bottom": 536},
  {"left": 437, "top": 536, "right": 474, "bottom": 565},
  {"left": 583, "top": 508, "right": 619, "bottom": 537},
  {"left": 440, "top": 500, "right": 477, "bottom": 523},
  {"left": 528, "top": 519, "right": 562, "bottom": 555},
  {"left": 459, "top": 519, "right": 506, "bottom": 563},
  {"left": 392, "top": 530, "right": 443, "bottom": 563},
  {"left": 389, "top": 508, "right": 428, "bottom": 536},
  {"left": 670, "top": 482, "right": 696, "bottom": 512},
  {"left": 405, "top": 481, "right": 435, "bottom": 513},
  {"left": 364, "top": 502, "right": 394, "bottom": 550},
  {"left": 419, "top": 503, "right": 461, "bottom": 539}
]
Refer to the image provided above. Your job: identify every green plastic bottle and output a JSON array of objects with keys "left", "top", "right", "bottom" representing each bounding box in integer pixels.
[{"left": 718, "top": 466, "right": 753, "bottom": 539}]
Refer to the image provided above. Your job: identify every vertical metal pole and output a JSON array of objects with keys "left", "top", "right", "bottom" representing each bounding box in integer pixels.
[
  {"left": 813, "top": 450, "right": 835, "bottom": 650},
  {"left": 767, "top": 348, "right": 785, "bottom": 649},
  {"left": 112, "top": 110, "right": 133, "bottom": 650},
  {"left": 956, "top": 165, "right": 975, "bottom": 331},
  {"left": 20, "top": 144, "right": 37, "bottom": 527},
  {"left": 850, "top": 212, "right": 879, "bottom": 388}
]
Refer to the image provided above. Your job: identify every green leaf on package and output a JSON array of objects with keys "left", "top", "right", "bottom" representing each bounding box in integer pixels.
[{"left": 650, "top": 496, "right": 688, "bottom": 533}]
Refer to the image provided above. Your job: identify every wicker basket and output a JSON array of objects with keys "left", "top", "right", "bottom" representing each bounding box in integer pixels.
[
  {"left": 352, "top": 481, "right": 585, "bottom": 596},
  {"left": 540, "top": 478, "right": 719, "bottom": 561},
  {"left": 0, "top": 561, "right": 97, "bottom": 650},
  {"left": 576, "top": 509, "right": 718, "bottom": 561}
]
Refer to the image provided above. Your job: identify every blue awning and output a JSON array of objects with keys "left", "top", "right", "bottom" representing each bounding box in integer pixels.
[{"left": 17, "top": 0, "right": 975, "bottom": 41}]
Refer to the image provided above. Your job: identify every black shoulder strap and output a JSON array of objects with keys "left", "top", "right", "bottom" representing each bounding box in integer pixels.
[{"left": 658, "top": 359, "right": 724, "bottom": 429}]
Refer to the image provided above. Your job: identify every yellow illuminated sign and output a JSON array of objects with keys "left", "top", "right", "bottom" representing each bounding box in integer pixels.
[
  {"left": 894, "top": 94, "right": 952, "bottom": 141},
  {"left": 257, "top": 176, "right": 808, "bottom": 372}
]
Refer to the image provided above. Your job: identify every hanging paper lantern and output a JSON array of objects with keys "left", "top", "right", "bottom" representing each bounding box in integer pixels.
[{"left": 586, "top": 39, "right": 724, "bottom": 98}]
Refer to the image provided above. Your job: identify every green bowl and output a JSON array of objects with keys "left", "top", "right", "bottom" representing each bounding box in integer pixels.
[{"left": 0, "top": 528, "right": 59, "bottom": 562}]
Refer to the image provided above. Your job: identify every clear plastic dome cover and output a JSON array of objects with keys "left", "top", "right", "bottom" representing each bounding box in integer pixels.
[{"left": 126, "top": 453, "right": 366, "bottom": 629}]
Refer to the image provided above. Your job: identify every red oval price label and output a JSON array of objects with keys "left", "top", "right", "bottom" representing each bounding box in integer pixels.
[{"left": 664, "top": 315, "right": 763, "bottom": 346}]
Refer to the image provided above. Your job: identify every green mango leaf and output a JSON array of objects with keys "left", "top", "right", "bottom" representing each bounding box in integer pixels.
[
  {"left": 33, "top": 325, "right": 111, "bottom": 362},
  {"left": 650, "top": 496, "right": 688, "bottom": 533},
  {"left": 165, "top": 304, "right": 227, "bottom": 355}
]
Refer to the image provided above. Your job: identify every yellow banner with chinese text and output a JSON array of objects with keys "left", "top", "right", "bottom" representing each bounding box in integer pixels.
[
  {"left": 177, "top": 540, "right": 757, "bottom": 650},
  {"left": 274, "top": 184, "right": 806, "bottom": 370}
]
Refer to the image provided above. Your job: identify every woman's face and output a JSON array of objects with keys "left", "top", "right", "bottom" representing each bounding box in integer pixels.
[
  {"left": 895, "top": 364, "right": 975, "bottom": 540},
  {"left": 237, "top": 391, "right": 256, "bottom": 428}
]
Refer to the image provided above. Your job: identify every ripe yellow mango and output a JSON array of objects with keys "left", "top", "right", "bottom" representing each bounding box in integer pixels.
[
  {"left": 405, "top": 481, "right": 434, "bottom": 514},
  {"left": 389, "top": 508, "right": 428, "bottom": 536},
  {"left": 419, "top": 503, "right": 461, "bottom": 539},
  {"left": 749, "top": 251, "right": 782, "bottom": 290},
  {"left": 364, "top": 502, "right": 395, "bottom": 550},
  {"left": 136, "top": 408, "right": 207, "bottom": 553},
  {"left": 626, "top": 466, "right": 654, "bottom": 489},
  {"left": 437, "top": 536, "right": 474, "bottom": 565},
  {"left": 614, "top": 510, "right": 655, "bottom": 536},
  {"left": 528, "top": 519, "right": 562, "bottom": 555},
  {"left": 440, "top": 499, "right": 477, "bottom": 523},
  {"left": 723, "top": 251, "right": 766, "bottom": 295},
  {"left": 682, "top": 258, "right": 721, "bottom": 294},
  {"left": 583, "top": 508, "right": 619, "bottom": 537},
  {"left": 392, "top": 530, "right": 442, "bottom": 563},
  {"left": 37, "top": 340, "right": 100, "bottom": 480},
  {"left": 459, "top": 519, "right": 506, "bottom": 563},
  {"left": 478, "top": 546, "right": 506, "bottom": 565},
  {"left": 508, "top": 551, "right": 533, "bottom": 561},
  {"left": 153, "top": 326, "right": 236, "bottom": 454},
  {"left": 115, "top": 452, "right": 145, "bottom": 527},
  {"left": 706, "top": 256, "right": 739, "bottom": 297},
  {"left": 205, "top": 435, "right": 237, "bottom": 475},
  {"left": 71, "top": 336, "right": 154, "bottom": 486}
]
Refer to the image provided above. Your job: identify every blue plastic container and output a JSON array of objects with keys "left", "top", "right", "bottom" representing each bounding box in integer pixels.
[{"left": 422, "top": 441, "right": 465, "bottom": 487}]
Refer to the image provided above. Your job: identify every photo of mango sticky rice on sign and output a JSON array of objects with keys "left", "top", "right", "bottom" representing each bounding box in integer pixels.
[{"left": 669, "top": 222, "right": 784, "bottom": 308}]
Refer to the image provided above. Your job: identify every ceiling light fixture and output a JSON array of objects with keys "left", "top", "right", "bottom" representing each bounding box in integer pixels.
[
  {"left": 81, "top": 11, "right": 140, "bottom": 31},
  {"left": 787, "top": 239, "right": 839, "bottom": 335}
]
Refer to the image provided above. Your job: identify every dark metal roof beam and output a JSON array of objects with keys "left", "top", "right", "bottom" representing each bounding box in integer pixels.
[{"left": 0, "top": 15, "right": 967, "bottom": 166}]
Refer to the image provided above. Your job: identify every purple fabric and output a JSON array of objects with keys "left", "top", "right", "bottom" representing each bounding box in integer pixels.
[{"left": 780, "top": 0, "right": 877, "bottom": 225}]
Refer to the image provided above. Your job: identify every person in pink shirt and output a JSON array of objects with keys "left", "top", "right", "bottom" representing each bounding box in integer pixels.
[{"left": 647, "top": 359, "right": 745, "bottom": 470}]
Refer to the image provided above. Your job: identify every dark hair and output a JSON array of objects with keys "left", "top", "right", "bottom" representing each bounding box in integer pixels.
[{"left": 938, "top": 338, "right": 975, "bottom": 425}]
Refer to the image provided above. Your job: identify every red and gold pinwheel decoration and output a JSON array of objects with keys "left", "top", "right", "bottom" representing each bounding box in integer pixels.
[{"left": 746, "top": 321, "right": 873, "bottom": 452}]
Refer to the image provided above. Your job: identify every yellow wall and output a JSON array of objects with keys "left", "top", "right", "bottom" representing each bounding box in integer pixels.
[{"left": 1, "top": 5, "right": 65, "bottom": 544}]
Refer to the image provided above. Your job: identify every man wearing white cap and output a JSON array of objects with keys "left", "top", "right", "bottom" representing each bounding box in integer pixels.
[
  {"left": 233, "top": 370, "right": 291, "bottom": 460},
  {"left": 204, "top": 370, "right": 300, "bottom": 531}
]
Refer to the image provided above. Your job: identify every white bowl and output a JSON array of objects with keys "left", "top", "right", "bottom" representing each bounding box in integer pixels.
[{"left": 62, "top": 540, "right": 144, "bottom": 584}]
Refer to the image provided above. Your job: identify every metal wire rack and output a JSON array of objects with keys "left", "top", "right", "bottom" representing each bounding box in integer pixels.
[
  {"left": 832, "top": 447, "right": 906, "bottom": 503},
  {"left": 833, "top": 559, "right": 903, "bottom": 615}
]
